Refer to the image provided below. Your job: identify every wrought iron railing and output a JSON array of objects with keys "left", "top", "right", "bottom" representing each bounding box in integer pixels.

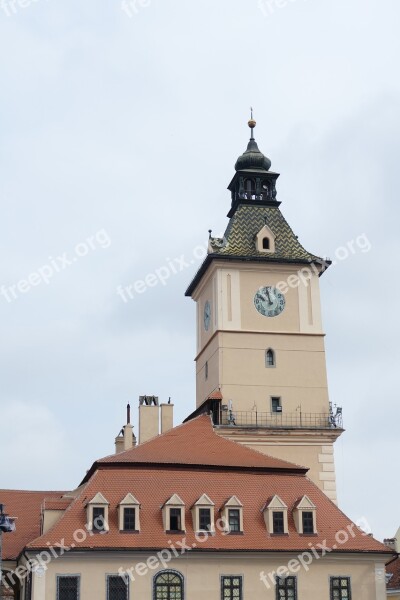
[{"left": 218, "top": 410, "right": 343, "bottom": 430}]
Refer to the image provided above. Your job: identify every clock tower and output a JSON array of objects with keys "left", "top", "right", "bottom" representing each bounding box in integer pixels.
[{"left": 185, "top": 117, "right": 343, "bottom": 503}]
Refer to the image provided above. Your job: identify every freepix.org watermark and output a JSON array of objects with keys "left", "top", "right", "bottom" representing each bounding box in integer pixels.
[
  {"left": 276, "top": 233, "right": 371, "bottom": 294},
  {"left": 0, "top": 0, "right": 47, "bottom": 17},
  {"left": 260, "top": 517, "right": 372, "bottom": 589},
  {"left": 0, "top": 229, "right": 111, "bottom": 304},
  {"left": 121, "top": 0, "right": 151, "bottom": 18},
  {"left": 258, "top": 0, "right": 307, "bottom": 18},
  {"left": 116, "top": 242, "right": 209, "bottom": 303}
]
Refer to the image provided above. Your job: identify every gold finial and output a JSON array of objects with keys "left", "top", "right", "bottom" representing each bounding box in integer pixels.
[{"left": 248, "top": 106, "right": 256, "bottom": 130}]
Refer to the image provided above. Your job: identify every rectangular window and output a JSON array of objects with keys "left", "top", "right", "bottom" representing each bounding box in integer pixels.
[
  {"left": 92, "top": 507, "right": 105, "bottom": 532},
  {"left": 57, "top": 575, "right": 80, "bottom": 600},
  {"left": 228, "top": 509, "right": 240, "bottom": 533},
  {"left": 302, "top": 511, "right": 314, "bottom": 534},
  {"left": 276, "top": 576, "right": 297, "bottom": 600},
  {"left": 123, "top": 507, "right": 136, "bottom": 531},
  {"left": 169, "top": 508, "right": 182, "bottom": 531},
  {"left": 330, "top": 577, "right": 351, "bottom": 599},
  {"left": 199, "top": 508, "right": 211, "bottom": 531},
  {"left": 107, "top": 575, "right": 128, "bottom": 600},
  {"left": 271, "top": 397, "right": 281, "bottom": 413},
  {"left": 272, "top": 511, "right": 285, "bottom": 534},
  {"left": 221, "top": 576, "right": 242, "bottom": 600}
]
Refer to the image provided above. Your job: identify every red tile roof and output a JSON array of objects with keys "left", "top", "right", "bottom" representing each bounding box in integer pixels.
[
  {"left": 22, "top": 417, "right": 389, "bottom": 556},
  {"left": 0, "top": 490, "right": 65, "bottom": 560},
  {"left": 208, "top": 390, "right": 223, "bottom": 400},
  {"left": 27, "top": 467, "right": 390, "bottom": 554},
  {"left": 387, "top": 557, "right": 400, "bottom": 590},
  {"left": 42, "top": 497, "right": 73, "bottom": 511},
  {"left": 89, "top": 414, "right": 307, "bottom": 478}
]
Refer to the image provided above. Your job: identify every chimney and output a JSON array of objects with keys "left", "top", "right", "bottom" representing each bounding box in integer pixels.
[
  {"left": 161, "top": 399, "right": 174, "bottom": 434},
  {"left": 115, "top": 403, "right": 137, "bottom": 453},
  {"left": 138, "top": 395, "right": 159, "bottom": 444},
  {"left": 384, "top": 538, "right": 397, "bottom": 551}
]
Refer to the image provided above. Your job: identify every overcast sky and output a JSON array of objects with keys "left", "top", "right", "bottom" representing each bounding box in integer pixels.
[{"left": 0, "top": 0, "right": 399, "bottom": 542}]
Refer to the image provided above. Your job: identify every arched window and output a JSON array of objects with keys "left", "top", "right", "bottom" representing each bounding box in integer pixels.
[
  {"left": 262, "top": 237, "right": 270, "bottom": 250},
  {"left": 265, "top": 349, "right": 275, "bottom": 368},
  {"left": 154, "top": 571, "right": 184, "bottom": 600}
]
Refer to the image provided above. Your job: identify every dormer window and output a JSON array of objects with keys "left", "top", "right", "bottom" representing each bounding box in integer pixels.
[
  {"left": 263, "top": 495, "right": 288, "bottom": 535},
  {"left": 220, "top": 496, "right": 243, "bottom": 534},
  {"left": 170, "top": 508, "right": 182, "bottom": 531},
  {"left": 191, "top": 494, "right": 215, "bottom": 534},
  {"left": 162, "top": 494, "right": 185, "bottom": 534},
  {"left": 256, "top": 225, "right": 275, "bottom": 253},
  {"left": 93, "top": 507, "right": 105, "bottom": 532},
  {"left": 228, "top": 509, "right": 240, "bottom": 532},
  {"left": 86, "top": 492, "right": 109, "bottom": 533},
  {"left": 118, "top": 493, "right": 140, "bottom": 532},
  {"left": 294, "top": 495, "right": 317, "bottom": 535},
  {"left": 302, "top": 511, "right": 314, "bottom": 534}
]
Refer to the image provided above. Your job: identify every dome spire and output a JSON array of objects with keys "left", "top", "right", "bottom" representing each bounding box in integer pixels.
[
  {"left": 248, "top": 107, "right": 256, "bottom": 140},
  {"left": 234, "top": 110, "right": 272, "bottom": 172}
]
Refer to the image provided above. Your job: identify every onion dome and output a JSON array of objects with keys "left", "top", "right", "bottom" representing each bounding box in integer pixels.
[{"left": 234, "top": 115, "right": 271, "bottom": 172}]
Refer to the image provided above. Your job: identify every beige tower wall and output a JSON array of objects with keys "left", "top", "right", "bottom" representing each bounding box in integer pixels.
[{"left": 192, "top": 261, "right": 342, "bottom": 503}]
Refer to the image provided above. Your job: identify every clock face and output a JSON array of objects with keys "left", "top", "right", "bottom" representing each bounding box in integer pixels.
[
  {"left": 254, "top": 286, "right": 286, "bottom": 317},
  {"left": 204, "top": 300, "right": 211, "bottom": 331}
]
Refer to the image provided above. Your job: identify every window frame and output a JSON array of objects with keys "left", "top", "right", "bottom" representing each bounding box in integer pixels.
[
  {"left": 272, "top": 511, "right": 285, "bottom": 535},
  {"left": 330, "top": 576, "right": 352, "bottom": 600},
  {"left": 265, "top": 348, "right": 275, "bottom": 368},
  {"left": 228, "top": 508, "right": 241, "bottom": 533},
  {"left": 275, "top": 575, "right": 297, "bottom": 600},
  {"left": 262, "top": 237, "right": 270, "bottom": 250},
  {"left": 106, "top": 574, "right": 129, "bottom": 600},
  {"left": 302, "top": 510, "right": 315, "bottom": 534},
  {"left": 271, "top": 396, "right": 282, "bottom": 413},
  {"left": 153, "top": 569, "right": 184, "bottom": 600},
  {"left": 169, "top": 507, "right": 183, "bottom": 532},
  {"left": 220, "top": 575, "right": 243, "bottom": 600},
  {"left": 56, "top": 575, "right": 80, "bottom": 600},
  {"left": 198, "top": 507, "right": 212, "bottom": 532},
  {"left": 92, "top": 506, "right": 106, "bottom": 532},
  {"left": 122, "top": 506, "right": 136, "bottom": 532}
]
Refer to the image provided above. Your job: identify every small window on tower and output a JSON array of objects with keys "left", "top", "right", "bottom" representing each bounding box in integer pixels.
[
  {"left": 262, "top": 237, "right": 270, "bottom": 250},
  {"left": 265, "top": 349, "right": 275, "bottom": 368},
  {"left": 205, "top": 361, "right": 208, "bottom": 380}
]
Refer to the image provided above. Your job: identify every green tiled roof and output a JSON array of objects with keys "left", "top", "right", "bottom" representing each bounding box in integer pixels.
[{"left": 209, "top": 204, "right": 321, "bottom": 263}]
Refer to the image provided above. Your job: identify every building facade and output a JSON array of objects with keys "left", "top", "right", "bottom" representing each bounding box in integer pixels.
[{"left": 0, "top": 120, "right": 393, "bottom": 600}]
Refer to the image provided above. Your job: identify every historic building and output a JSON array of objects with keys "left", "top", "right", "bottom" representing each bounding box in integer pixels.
[
  {"left": 185, "top": 117, "right": 342, "bottom": 504},
  {"left": 0, "top": 119, "right": 394, "bottom": 600}
]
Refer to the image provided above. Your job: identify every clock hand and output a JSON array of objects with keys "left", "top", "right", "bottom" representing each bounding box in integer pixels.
[{"left": 265, "top": 289, "right": 273, "bottom": 305}]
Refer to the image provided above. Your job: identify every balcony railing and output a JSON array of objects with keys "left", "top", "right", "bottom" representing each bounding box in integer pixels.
[{"left": 217, "top": 410, "right": 343, "bottom": 430}]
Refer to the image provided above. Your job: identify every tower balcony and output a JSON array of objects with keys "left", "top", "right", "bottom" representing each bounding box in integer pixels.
[{"left": 217, "top": 409, "right": 343, "bottom": 430}]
